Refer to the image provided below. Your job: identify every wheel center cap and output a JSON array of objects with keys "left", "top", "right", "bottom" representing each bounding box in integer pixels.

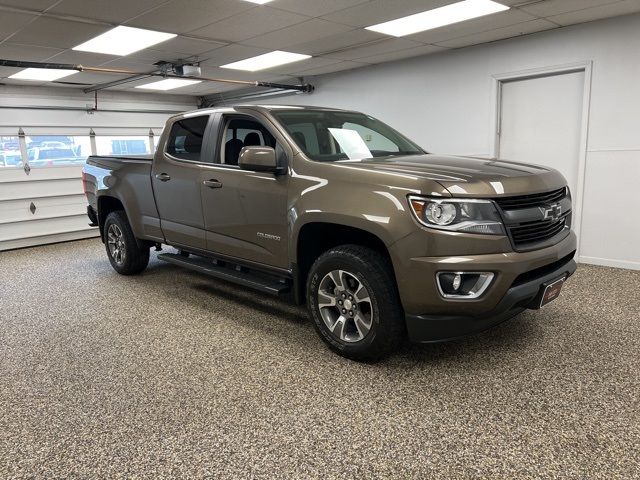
[{"left": 343, "top": 299, "right": 353, "bottom": 310}]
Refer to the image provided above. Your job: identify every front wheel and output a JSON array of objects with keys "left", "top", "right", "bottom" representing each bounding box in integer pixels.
[
  {"left": 306, "top": 245, "right": 405, "bottom": 361},
  {"left": 104, "top": 211, "right": 150, "bottom": 275}
]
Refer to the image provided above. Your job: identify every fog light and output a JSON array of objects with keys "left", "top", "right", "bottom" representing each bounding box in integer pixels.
[
  {"left": 436, "top": 272, "right": 494, "bottom": 299},
  {"left": 452, "top": 273, "right": 461, "bottom": 291}
]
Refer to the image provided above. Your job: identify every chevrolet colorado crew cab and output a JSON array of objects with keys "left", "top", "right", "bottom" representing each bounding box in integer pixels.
[{"left": 83, "top": 105, "right": 577, "bottom": 360}]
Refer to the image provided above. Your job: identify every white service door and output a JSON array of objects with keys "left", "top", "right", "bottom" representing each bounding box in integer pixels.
[{"left": 499, "top": 71, "right": 585, "bottom": 197}]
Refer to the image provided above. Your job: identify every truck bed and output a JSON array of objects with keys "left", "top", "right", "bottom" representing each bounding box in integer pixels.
[{"left": 88, "top": 154, "right": 153, "bottom": 163}]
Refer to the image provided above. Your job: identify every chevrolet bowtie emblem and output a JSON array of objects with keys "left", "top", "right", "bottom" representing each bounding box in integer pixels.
[{"left": 541, "top": 203, "right": 562, "bottom": 221}]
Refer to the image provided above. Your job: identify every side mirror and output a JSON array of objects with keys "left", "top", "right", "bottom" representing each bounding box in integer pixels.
[{"left": 239, "top": 146, "right": 281, "bottom": 173}]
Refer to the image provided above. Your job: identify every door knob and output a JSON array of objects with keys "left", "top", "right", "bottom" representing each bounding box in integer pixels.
[
  {"left": 203, "top": 179, "right": 223, "bottom": 188},
  {"left": 155, "top": 173, "right": 171, "bottom": 182}
]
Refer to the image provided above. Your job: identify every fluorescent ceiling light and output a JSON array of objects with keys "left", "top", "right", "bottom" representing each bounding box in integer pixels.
[
  {"left": 366, "top": 0, "right": 509, "bottom": 37},
  {"left": 244, "top": 0, "right": 273, "bottom": 3},
  {"left": 73, "top": 26, "right": 176, "bottom": 56},
  {"left": 9, "top": 68, "right": 76, "bottom": 81},
  {"left": 221, "top": 50, "right": 311, "bottom": 71},
  {"left": 135, "top": 79, "right": 202, "bottom": 91}
]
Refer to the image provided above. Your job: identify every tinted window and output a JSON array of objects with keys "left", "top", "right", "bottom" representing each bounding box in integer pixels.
[
  {"left": 221, "top": 117, "right": 276, "bottom": 166},
  {"left": 271, "top": 110, "right": 423, "bottom": 162},
  {"left": 166, "top": 115, "right": 209, "bottom": 161}
]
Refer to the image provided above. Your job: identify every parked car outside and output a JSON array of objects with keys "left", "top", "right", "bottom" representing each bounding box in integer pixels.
[{"left": 0, "top": 150, "right": 23, "bottom": 167}]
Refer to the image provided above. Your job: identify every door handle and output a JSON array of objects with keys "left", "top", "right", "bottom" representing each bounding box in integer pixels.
[
  {"left": 203, "top": 179, "right": 223, "bottom": 189},
  {"left": 155, "top": 173, "right": 171, "bottom": 182}
]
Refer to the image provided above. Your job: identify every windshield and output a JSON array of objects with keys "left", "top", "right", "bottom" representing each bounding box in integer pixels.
[{"left": 271, "top": 109, "right": 424, "bottom": 162}]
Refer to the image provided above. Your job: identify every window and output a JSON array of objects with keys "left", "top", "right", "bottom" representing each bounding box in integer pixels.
[
  {"left": 221, "top": 117, "right": 276, "bottom": 166},
  {"left": 286, "top": 122, "right": 320, "bottom": 157},
  {"left": 166, "top": 115, "right": 209, "bottom": 161},
  {"left": 26, "top": 135, "right": 91, "bottom": 167},
  {"left": 343, "top": 122, "right": 399, "bottom": 153},
  {"left": 271, "top": 110, "right": 423, "bottom": 162},
  {"left": 0, "top": 136, "right": 22, "bottom": 168}
]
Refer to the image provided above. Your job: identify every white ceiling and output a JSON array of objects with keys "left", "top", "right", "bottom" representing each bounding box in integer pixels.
[{"left": 0, "top": 0, "right": 639, "bottom": 96}]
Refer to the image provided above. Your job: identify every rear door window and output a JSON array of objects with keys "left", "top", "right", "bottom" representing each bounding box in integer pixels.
[{"left": 166, "top": 115, "right": 210, "bottom": 162}]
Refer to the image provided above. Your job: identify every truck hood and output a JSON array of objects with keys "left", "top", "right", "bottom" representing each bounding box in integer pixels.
[{"left": 342, "top": 154, "right": 567, "bottom": 197}]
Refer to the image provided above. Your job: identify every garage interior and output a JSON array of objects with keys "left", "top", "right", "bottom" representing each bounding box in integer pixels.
[{"left": 1, "top": 0, "right": 639, "bottom": 478}]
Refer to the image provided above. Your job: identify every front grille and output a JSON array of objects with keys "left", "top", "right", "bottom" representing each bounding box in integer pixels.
[
  {"left": 495, "top": 187, "right": 566, "bottom": 210},
  {"left": 509, "top": 213, "right": 570, "bottom": 248},
  {"left": 494, "top": 187, "right": 571, "bottom": 250}
]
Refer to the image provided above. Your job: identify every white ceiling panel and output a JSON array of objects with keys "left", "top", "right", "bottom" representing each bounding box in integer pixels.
[
  {"left": 97, "top": 58, "right": 162, "bottom": 72},
  {"left": 260, "top": 56, "right": 342, "bottom": 75},
  {"left": 323, "top": 38, "right": 425, "bottom": 61},
  {"left": 355, "top": 44, "right": 448, "bottom": 64},
  {"left": 199, "top": 44, "right": 271, "bottom": 67},
  {"left": 240, "top": 19, "right": 354, "bottom": 50},
  {"left": 147, "top": 37, "right": 228, "bottom": 55},
  {"left": 126, "top": 0, "right": 254, "bottom": 34},
  {"left": 268, "top": 0, "right": 370, "bottom": 17},
  {"left": 0, "top": 66, "right": 21, "bottom": 78},
  {"left": 0, "top": 0, "right": 58, "bottom": 10},
  {"left": 291, "top": 29, "right": 387, "bottom": 56},
  {"left": 199, "top": 66, "right": 279, "bottom": 82},
  {"left": 520, "top": 0, "right": 622, "bottom": 17},
  {"left": 189, "top": 6, "right": 309, "bottom": 43},
  {"left": 320, "top": 0, "right": 455, "bottom": 27},
  {"left": 59, "top": 72, "right": 130, "bottom": 85},
  {"left": 435, "top": 18, "right": 557, "bottom": 48},
  {"left": 548, "top": 0, "right": 640, "bottom": 26},
  {"left": 2, "top": 77, "right": 49, "bottom": 86},
  {"left": 44, "top": 49, "right": 117, "bottom": 66},
  {"left": 7, "top": 17, "right": 111, "bottom": 49},
  {"left": 407, "top": 9, "right": 537, "bottom": 44},
  {"left": 0, "top": 11, "right": 38, "bottom": 42},
  {"left": 0, "top": 42, "right": 64, "bottom": 62},
  {"left": 48, "top": 0, "right": 169, "bottom": 24}
]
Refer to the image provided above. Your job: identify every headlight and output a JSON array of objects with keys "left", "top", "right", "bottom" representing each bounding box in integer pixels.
[{"left": 408, "top": 196, "right": 505, "bottom": 235}]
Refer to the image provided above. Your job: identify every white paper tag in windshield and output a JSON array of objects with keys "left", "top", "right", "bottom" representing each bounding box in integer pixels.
[{"left": 328, "top": 128, "right": 372, "bottom": 160}]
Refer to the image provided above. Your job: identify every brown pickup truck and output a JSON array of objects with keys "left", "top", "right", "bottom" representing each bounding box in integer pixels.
[{"left": 83, "top": 105, "right": 577, "bottom": 360}]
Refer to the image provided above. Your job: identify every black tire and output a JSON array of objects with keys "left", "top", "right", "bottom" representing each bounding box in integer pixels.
[
  {"left": 306, "top": 245, "right": 405, "bottom": 361},
  {"left": 103, "top": 210, "right": 150, "bottom": 275}
]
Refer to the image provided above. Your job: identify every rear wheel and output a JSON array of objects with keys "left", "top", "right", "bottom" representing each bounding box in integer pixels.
[
  {"left": 307, "top": 245, "right": 405, "bottom": 361},
  {"left": 104, "top": 211, "right": 149, "bottom": 275}
]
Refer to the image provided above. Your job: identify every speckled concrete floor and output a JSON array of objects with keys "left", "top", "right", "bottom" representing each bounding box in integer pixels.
[{"left": 1, "top": 239, "right": 639, "bottom": 479}]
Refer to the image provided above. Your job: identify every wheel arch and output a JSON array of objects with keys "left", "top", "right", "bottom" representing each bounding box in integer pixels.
[
  {"left": 293, "top": 221, "right": 396, "bottom": 305},
  {"left": 97, "top": 195, "right": 126, "bottom": 241}
]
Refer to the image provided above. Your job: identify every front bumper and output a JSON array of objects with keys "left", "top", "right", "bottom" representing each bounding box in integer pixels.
[
  {"left": 406, "top": 254, "right": 576, "bottom": 342},
  {"left": 391, "top": 231, "right": 578, "bottom": 343}
]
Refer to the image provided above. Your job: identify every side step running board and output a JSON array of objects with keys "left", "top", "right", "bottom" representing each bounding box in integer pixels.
[{"left": 157, "top": 253, "right": 290, "bottom": 296}]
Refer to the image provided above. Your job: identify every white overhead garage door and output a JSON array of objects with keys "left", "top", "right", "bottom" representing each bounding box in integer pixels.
[{"left": 0, "top": 86, "right": 195, "bottom": 251}]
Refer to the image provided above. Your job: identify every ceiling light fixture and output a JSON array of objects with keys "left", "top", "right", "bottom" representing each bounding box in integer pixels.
[
  {"left": 221, "top": 50, "right": 311, "bottom": 71},
  {"left": 243, "top": 0, "right": 273, "bottom": 4},
  {"left": 366, "top": 0, "right": 509, "bottom": 37},
  {"left": 9, "top": 68, "right": 76, "bottom": 81},
  {"left": 135, "top": 79, "right": 202, "bottom": 91},
  {"left": 73, "top": 26, "right": 177, "bottom": 56}
]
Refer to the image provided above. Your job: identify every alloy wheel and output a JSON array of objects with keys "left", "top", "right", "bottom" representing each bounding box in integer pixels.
[
  {"left": 317, "top": 269, "right": 374, "bottom": 343},
  {"left": 107, "top": 224, "right": 126, "bottom": 266}
]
